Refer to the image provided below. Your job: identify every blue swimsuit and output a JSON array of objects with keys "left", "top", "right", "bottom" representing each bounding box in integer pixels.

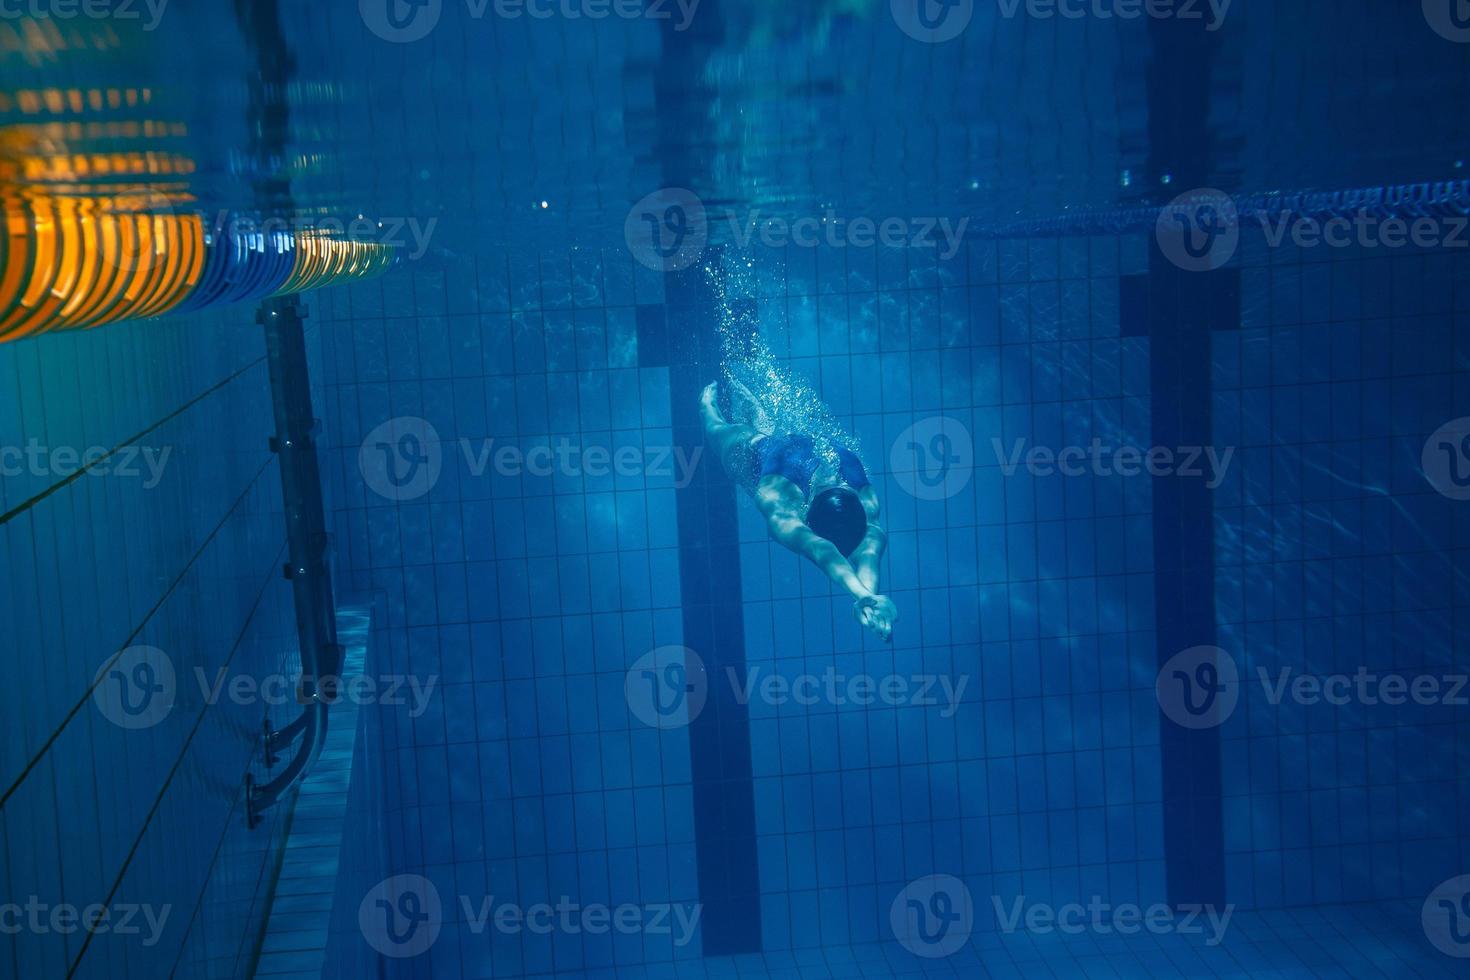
[{"left": 752, "top": 435, "right": 871, "bottom": 495}]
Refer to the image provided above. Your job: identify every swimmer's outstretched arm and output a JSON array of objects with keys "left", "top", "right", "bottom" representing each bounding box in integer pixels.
[
  {"left": 764, "top": 508, "right": 874, "bottom": 599},
  {"left": 850, "top": 487, "right": 887, "bottom": 594},
  {"left": 756, "top": 484, "right": 896, "bottom": 641}
]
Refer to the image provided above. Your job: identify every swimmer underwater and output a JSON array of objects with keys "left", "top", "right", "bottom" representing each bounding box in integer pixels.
[{"left": 701, "top": 379, "right": 898, "bottom": 642}]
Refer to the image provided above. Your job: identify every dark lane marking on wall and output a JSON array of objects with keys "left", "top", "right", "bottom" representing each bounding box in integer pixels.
[
  {"left": 649, "top": 0, "right": 763, "bottom": 954},
  {"left": 1137, "top": 10, "right": 1240, "bottom": 911},
  {"left": 653, "top": 277, "right": 764, "bottom": 955}
]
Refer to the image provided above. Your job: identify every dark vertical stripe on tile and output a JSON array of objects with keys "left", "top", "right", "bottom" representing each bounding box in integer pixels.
[
  {"left": 650, "top": 1, "right": 764, "bottom": 953},
  {"left": 1141, "top": 11, "right": 1240, "bottom": 910},
  {"left": 1136, "top": 261, "right": 1239, "bottom": 910},
  {"left": 655, "top": 266, "right": 763, "bottom": 955}
]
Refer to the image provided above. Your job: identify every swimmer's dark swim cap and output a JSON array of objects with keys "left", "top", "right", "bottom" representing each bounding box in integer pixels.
[{"left": 807, "top": 487, "right": 867, "bottom": 558}]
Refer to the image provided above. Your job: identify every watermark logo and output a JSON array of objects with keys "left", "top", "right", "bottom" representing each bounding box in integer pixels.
[
  {"left": 891, "top": 416, "right": 975, "bottom": 501},
  {"left": 0, "top": 0, "right": 170, "bottom": 30},
  {"left": 626, "top": 190, "right": 971, "bottom": 270},
  {"left": 360, "top": 0, "right": 443, "bottom": 42},
  {"left": 1156, "top": 646, "right": 1240, "bottom": 730},
  {"left": 1424, "top": 875, "right": 1470, "bottom": 958},
  {"left": 91, "top": 649, "right": 438, "bottom": 726},
  {"left": 626, "top": 647, "right": 708, "bottom": 729},
  {"left": 0, "top": 899, "right": 171, "bottom": 947},
  {"left": 360, "top": 428, "right": 704, "bottom": 502},
  {"left": 890, "top": 875, "right": 973, "bottom": 958},
  {"left": 1156, "top": 188, "right": 1240, "bottom": 272},
  {"left": 1424, "top": 0, "right": 1470, "bottom": 43},
  {"left": 1423, "top": 418, "right": 1470, "bottom": 501},
  {"left": 359, "top": 881, "right": 700, "bottom": 957},
  {"left": 1159, "top": 189, "right": 1470, "bottom": 265},
  {"left": 360, "top": 875, "right": 443, "bottom": 959},
  {"left": 627, "top": 654, "right": 968, "bottom": 726},
  {"left": 359, "top": 417, "right": 443, "bottom": 503},
  {"left": 1161, "top": 654, "right": 1468, "bottom": 725},
  {"left": 92, "top": 646, "right": 175, "bottom": 730},
  {"left": 193, "top": 669, "right": 441, "bottom": 717},
  {"left": 626, "top": 188, "right": 708, "bottom": 273},
  {"left": 993, "top": 896, "right": 1233, "bottom": 945},
  {"left": 891, "top": 0, "right": 973, "bottom": 43}
]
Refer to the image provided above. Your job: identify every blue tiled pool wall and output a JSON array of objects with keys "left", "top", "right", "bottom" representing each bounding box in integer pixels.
[
  {"left": 726, "top": 235, "right": 1173, "bottom": 951},
  {"left": 272, "top": 3, "right": 658, "bottom": 265},
  {"left": 0, "top": 307, "right": 309, "bottom": 979},
  {"left": 1214, "top": 235, "right": 1470, "bottom": 906},
  {"left": 314, "top": 257, "right": 700, "bottom": 979},
  {"left": 313, "top": 224, "right": 1470, "bottom": 974},
  {"left": 1, "top": 13, "right": 350, "bottom": 976},
  {"left": 308, "top": 232, "right": 1177, "bottom": 974},
  {"left": 324, "top": 594, "right": 395, "bottom": 980}
]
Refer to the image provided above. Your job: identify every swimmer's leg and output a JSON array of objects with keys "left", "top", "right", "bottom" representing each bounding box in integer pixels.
[
  {"left": 701, "top": 382, "right": 761, "bottom": 480},
  {"left": 721, "top": 369, "right": 775, "bottom": 435}
]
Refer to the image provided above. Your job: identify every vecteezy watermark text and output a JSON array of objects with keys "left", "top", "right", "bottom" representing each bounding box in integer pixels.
[
  {"left": 727, "top": 666, "right": 970, "bottom": 718},
  {"left": 996, "top": 0, "right": 1231, "bottom": 30},
  {"left": 993, "top": 896, "right": 1234, "bottom": 946},
  {"left": 211, "top": 212, "right": 438, "bottom": 262},
  {"left": 358, "top": 875, "right": 701, "bottom": 959},
  {"left": 1158, "top": 187, "right": 1470, "bottom": 272},
  {"left": 726, "top": 211, "right": 970, "bottom": 261},
  {"left": 1, "top": 440, "right": 171, "bottom": 489},
  {"left": 1257, "top": 211, "right": 1470, "bottom": 252},
  {"left": 1258, "top": 667, "right": 1469, "bottom": 709},
  {"left": 894, "top": 0, "right": 1232, "bottom": 43},
  {"left": 92, "top": 645, "right": 439, "bottom": 730},
  {"left": 191, "top": 668, "right": 439, "bottom": 717},
  {"left": 0, "top": 899, "right": 171, "bottom": 948},
  {"left": 0, "top": 0, "right": 169, "bottom": 30},
  {"left": 625, "top": 188, "right": 971, "bottom": 272},
  {"left": 360, "top": 0, "right": 701, "bottom": 43},
  {"left": 624, "top": 647, "right": 971, "bottom": 729},
  {"left": 992, "top": 438, "right": 1236, "bottom": 488},
  {"left": 1156, "top": 646, "right": 1469, "bottom": 729},
  {"left": 359, "top": 417, "right": 704, "bottom": 503}
]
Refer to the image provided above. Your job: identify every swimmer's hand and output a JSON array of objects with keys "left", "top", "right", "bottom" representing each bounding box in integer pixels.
[
  {"left": 854, "top": 594, "right": 897, "bottom": 643},
  {"left": 700, "top": 382, "right": 720, "bottom": 416}
]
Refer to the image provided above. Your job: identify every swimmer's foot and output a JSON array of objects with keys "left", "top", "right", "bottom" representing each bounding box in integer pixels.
[{"left": 701, "top": 381, "right": 722, "bottom": 421}]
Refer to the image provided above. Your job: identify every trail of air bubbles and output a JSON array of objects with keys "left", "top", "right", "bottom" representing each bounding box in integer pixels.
[{"left": 705, "top": 251, "right": 861, "bottom": 470}]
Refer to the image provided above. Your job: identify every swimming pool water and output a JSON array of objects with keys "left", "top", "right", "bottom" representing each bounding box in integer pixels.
[{"left": 1, "top": 2, "right": 1468, "bottom": 978}]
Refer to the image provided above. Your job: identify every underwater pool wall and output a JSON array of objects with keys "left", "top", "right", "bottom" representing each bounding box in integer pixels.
[{"left": 0, "top": 300, "right": 320, "bottom": 977}]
